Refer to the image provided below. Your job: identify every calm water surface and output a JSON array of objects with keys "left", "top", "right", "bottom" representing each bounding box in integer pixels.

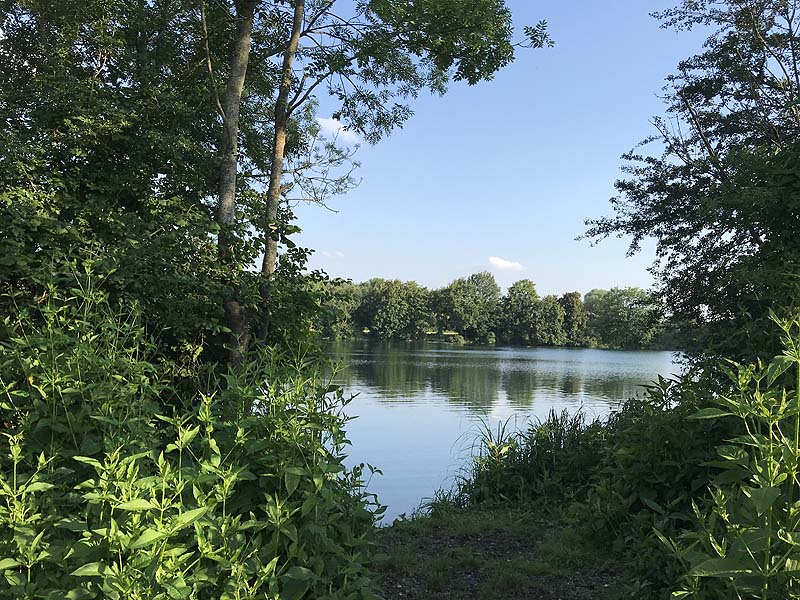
[{"left": 328, "top": 340, "right": 680, "bottom": 522}]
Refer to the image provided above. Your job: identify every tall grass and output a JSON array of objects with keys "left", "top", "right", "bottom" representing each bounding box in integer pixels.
[
  {"left": 440, "top": 409, "right": 608, "bottom": 509},
  {"left": 433, "top": 373, "right": 731, "bottom": 597}
]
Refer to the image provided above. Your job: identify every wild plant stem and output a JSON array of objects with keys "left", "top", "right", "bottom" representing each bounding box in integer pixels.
[{"left": 795, "top": 358, "right": 800, "bottom": 498}]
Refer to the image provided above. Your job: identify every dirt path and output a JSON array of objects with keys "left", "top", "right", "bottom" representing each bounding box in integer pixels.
[{"left": 375, "top": 509, "right": 622, "bottom": 600}]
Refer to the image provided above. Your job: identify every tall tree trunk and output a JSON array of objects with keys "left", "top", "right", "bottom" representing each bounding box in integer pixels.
[
  {"left": 217, "top": 0, "right": 257, "bottom": 366},
  {"left": 258, "top": 0, "right": 305, "bottom": 339}
]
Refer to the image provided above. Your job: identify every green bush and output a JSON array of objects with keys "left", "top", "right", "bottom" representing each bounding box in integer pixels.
[
  {"left": 663, "top": 315, "right": 800, "bottom": 599},
  {"left": 0, "top": 282, "right": 380, "bottom": 599},
  {"left": 574, "top": 376, "right": 728, "bottom": 596}
]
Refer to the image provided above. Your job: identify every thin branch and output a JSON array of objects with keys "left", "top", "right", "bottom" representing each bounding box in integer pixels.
[
  {"left": 747, "top": 5, "right": 800, "bottom": 126},
  {"left": 678, "top": 91, "right": 727, "bottom": 182},
  {"left": 200, "top": 0, "right": 226, "bottom": 120},
  {"left": 303, "top": 0, "right": 337, "bottom": 33},
  {"left": 288, "top": 70, "right": 334, "bottom": 114}
]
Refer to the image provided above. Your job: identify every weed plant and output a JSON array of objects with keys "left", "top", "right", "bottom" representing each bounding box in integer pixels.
[
  {"left": 663, "top": 315, "right": 800, "bottom": 599},
  {"left": 0, "top": 279, "right": 380, "bottom": 599}
]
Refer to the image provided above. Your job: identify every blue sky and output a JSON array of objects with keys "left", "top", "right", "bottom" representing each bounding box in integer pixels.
[{"left": 293, "top": 0, "right": 708, "bottom": 295}]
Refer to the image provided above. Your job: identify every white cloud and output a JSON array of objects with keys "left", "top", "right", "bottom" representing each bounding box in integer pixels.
[
  {"left": 321, "top": 250, "right": 345, "bottom": 258},
  {"left": 316, "top": 117, "right": 361, "bottom": 145},
  {"left": 488, "top": 256, "right": 526, "bottom": 272}
]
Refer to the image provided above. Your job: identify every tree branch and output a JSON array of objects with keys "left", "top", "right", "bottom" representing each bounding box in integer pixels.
[{"left": 200, "top": 0, "right": 226, "bottom": 120}]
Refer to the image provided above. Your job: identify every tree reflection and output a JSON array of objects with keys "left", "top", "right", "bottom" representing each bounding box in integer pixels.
[{"left": 328, "top": 341, "right": 673, "bottom": 415}]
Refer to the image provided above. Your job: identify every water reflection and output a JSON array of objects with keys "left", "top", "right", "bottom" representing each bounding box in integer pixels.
[
  {"left": 330, "top": 341, "right": 676, "bottom": 413},
  {"left": 329, "top": 341, "right": 679, "bottom": 521}
]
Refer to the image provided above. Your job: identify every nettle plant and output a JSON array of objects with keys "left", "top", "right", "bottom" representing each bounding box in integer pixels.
[
  {"left": 663, "top": 314, "right": 800, "bottom": 599},
  {"left": 0, "top": 281, "right": 381, "bottom": 599}
]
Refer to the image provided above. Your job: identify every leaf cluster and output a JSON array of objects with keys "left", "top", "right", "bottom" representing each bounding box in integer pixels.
[{"left": 0, "top": 283, "right": 381, "bottom": 599}]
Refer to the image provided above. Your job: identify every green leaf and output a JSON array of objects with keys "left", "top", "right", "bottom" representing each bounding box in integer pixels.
[
  {"left": 282, "top": 566, "right": 317, "bottom": 600},
  {"left": 263, "top": 556, "right": 280, "bottom": 577},
  {"left": 172, "top": 507, "right": 208, "bottom": 532},
  {"left": 73, "top": 456, "right": 103, "bottom": 470},
  {"left": 747, "top": 486, "right": 781, "bottom": 517},
  {"left": 0, "top": 559, "right": 21, "bottom": 570},
  {"left": 766, "top": 355, "right": 795, "bottom": 387},
  {"left": 23, "top": 482, "right": 55, "bottom": 493},
  {"left": 641, "top": 497, "right": 664, "bottom": 514},
  {"left": 116, "top": 499, "right": 156, "bottom": 511},
  {"left": 130, "top": 528, "right": 167, "bottom": 549},
  {"left": 71, "top": 562, "right": 110, "bottom": 577},
  {"left": 690, "top": 557, "right": 755, "bottom": 577},
  {"left": 688, "top": 408, "right": 732, "bottom": 420},
  {"left": 285, "top": 471, "right": 301, "bottom": 497}
]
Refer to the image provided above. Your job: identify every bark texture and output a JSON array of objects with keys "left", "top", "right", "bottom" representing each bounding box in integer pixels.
[
  {"left": 261, "top": 0, "right": 305, "bottom": 276},
  {"left": 258, "top": 0, "right": 305, "bottom": 339},
  {"left": 217, "top": 0, "right": 258, "bottom": 365}
]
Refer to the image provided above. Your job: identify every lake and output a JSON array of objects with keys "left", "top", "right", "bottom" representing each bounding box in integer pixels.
[{"left": 328, "top": 340, "right": 680, "bottom": 522}]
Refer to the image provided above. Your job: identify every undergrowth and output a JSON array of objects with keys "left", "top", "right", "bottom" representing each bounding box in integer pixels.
[{"left": 0, "top": 277, "right": 381, "bottom": 599}]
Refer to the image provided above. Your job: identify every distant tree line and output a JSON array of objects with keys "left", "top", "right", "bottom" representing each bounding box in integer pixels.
[{"left": 315, "top": 272, "right": 680, "bottom": 349}]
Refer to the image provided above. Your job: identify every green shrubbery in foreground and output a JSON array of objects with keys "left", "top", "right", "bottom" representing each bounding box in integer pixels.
[
  {"left": 439, "top": 316, "right": 800, "bottom": 599},
  {"left": 0, "top": 280, "right": 380, "bottom": 600}
]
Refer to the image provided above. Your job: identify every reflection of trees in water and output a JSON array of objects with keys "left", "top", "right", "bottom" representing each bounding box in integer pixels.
[
  {"left": 502, "top": 369, "right": 537, "bottom": 407},
  {"left": 582, "top": 376, "right": 647, "bottom": 401},
  {"left": 428, "top": 362, "right": 501, "bottom": 410},
  {"left": 330, "top": 340, "right": 429, "bottom": 398},
  {"left": 327, "top": 341, "right": 664, "bottom": 413},
  {"left": 561, "top": 373, "right": 581, "bottom": 397}
]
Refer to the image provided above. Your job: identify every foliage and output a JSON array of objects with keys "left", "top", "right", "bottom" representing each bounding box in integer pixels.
[
  {"left": 437, "top": 272, "right": 501, "bottom": 343},
  {"left": 584, "top": 287, "right": 664, "bottom": 349},
  {"left": 353, "top": 279, "right": 431, "bottom": 341},
  {"left": 535, "top": 295, "right": 567, "bottom": 347},
  {"left": 321, "top": 276, "right": 669, "bottom": 349},
  {"left": 664, "top": 315, "right": 800, "bottom": 599},
  {"left": 0, "top": 282, "right": 380, "bottom": 600},
  {"left": 559, "top": 292, "right": 588, "bottom": 346},
  {"left": 437, "top": 368, "right": 738, "bottom": 597},
  {"left": 586, "top": 0, "right": 800, "bottom": 362},
  {"left": 497, "top": 279, "right": 540, "bottom": 345},
  {"left": 450, "top": 411, "right": 609, "bottom": 508},
  {"left": 316, "top": 281, "right": 365, "bottom": 340}
]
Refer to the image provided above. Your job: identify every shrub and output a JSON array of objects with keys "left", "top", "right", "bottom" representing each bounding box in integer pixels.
[
  {"left": 0, "top": 281, "right": 380, "bottom": 599},
  {"left": 664, "top": 315, "right": 800, "bottom": 599}
]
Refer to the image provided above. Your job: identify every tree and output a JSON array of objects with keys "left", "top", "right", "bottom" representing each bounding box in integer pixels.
[
  {"left": 354, "top": 279, "right": 431, "bottom": 340},
  {"left": 315, "top": 280, "right": 363, "bottom": 339},
  {"left": 584, "top": 288, "right": 662, "bottom": 349},
  {"left": 445, "top": 272, "right": 501, "bottom": 342},
  {"left": 255, "top": 0, "right": 552, "bottom": 340},
  {"left": 559, "top": 292, "right": 588, "bottom": 346},
  {"left": 0, "top": 0, "right": 227, "bottom": 352},
  {"left": 535, "top": 295, "right": 566, "bottom": 346},
  {"left": 0, "top": 0, "right": 550, "bottom": 364},
  {"left": 499, "top": 279, "right": 540, "bottom": 345},
  {"left": 585, "top": 0, "right": 800, "bottom": 360}
]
